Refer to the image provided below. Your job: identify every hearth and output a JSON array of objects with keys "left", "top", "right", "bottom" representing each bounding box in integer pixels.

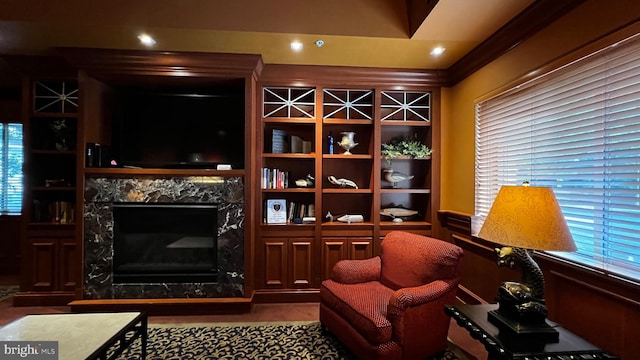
[{"left": 112, "top": 202, "right": 218, "bottom": 283}]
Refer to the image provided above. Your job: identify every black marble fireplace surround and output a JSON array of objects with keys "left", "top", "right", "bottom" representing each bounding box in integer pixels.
[{"left": 84, "top": 176, "right": 244, "bottom": 299}]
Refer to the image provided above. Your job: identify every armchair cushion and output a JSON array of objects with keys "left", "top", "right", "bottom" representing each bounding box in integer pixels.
[{"left": 380, "top": 231, "right": 462, "bottom": 290}]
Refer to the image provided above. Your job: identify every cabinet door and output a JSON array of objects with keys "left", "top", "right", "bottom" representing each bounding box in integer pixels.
[
  {"left": 28, "top": 235, "right": 79, "bottom": 291},
  {"left": 322, "top": 237, "right": 373, "bottom": 280},
  {"left": 59, "top": 238, "right": 80, "bottom": 291},
  {"left": 263, "top": 240, "right": 287, "bottom": 288},
  {"left": 262, "top": 238, "right": 314, "bottom": 289},
  {"left": 30, "top": 238, "right": 57, "bottom": 291},
  {"left": 290, "top": 239, "right": 312, "bottom": 288}
]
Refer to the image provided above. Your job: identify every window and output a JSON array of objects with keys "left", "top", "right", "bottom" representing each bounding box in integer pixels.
[
  {"left": 0, "top": 123, "right": 23, "bottom": 215},
  {"left": 475, "top": 34, "right": 640, "bottom": 282}
]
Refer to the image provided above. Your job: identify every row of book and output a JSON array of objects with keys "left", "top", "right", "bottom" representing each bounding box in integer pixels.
[
  {"left": 261, "top": 168, "right": 290, "bottom": 189},
  {"left": 272, "top": 129, "right": 312, "bottom": 154}
]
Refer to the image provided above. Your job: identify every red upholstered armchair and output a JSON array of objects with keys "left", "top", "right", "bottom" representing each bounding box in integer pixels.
[{"left": 320, "top": 231, "right": 464, "bottom": 360}]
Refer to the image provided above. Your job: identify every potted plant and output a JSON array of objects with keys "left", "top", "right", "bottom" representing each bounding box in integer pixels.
[{"left": 381, "top": 135, "right": 432, "bottom": 165}]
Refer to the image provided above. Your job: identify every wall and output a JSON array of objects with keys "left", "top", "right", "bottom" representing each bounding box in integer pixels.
[{"left": 441, "top": 0, "right": 640, "bottom": 212}]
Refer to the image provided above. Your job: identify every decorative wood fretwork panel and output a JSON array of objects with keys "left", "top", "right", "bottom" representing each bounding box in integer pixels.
[
  {"left": 33, "top": 80, "right": 79, "bottom": 114},
  {"left": 322, "top": 89, "right": 373, "bottom": 120},
  {"left": 380, "top": 91, "right": 431, "bottom": 122},
  {"left": 263, "top": 87, "right": 315, "bottom": 118}
]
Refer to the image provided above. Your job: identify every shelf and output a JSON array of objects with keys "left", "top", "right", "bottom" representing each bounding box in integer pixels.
[
  {"left": 263, "top": 153, "right": 315, "bottom": 159},
  {"left": 380, "top": 221, "right": 431, "bottom": 228},
  {"left": 323, "top": 154, "right": 372, "bottom": 160},
  {"left": 32, "top": 186, "right": 76, "bottom": 191},
  {"left": 262, "top": 188, "right": 315, "bottom": 193},
  {"left": 322, "top": 221, "right": 375, "bottom": 228},
  {"left": 84, "top": 168, "right": 245, "bottom": 177},
  {"left": 323, "top": 119, "right": 372, "bottom": 125},
  {"left": 380, "top": 189, "right": 431, "bottom": 194},
  {"left": 381, "top": 120, "right": 430, "bottom": 127},
  {"left": 263, "top": 118, "right": 316, "bottom": 124},
  {"left": 31, "top": 112, "right": 78, "bottom": 118},
  {"left": 31, "top": 149, "right": 76, "bottom": 155},
  {"left": 323, "top": 188, "right": 373, "bottom": 194}
]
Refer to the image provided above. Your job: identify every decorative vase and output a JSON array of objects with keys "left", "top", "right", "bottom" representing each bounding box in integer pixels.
[{"left": 338, "top": 131, "right": 358, "bottom": 155}]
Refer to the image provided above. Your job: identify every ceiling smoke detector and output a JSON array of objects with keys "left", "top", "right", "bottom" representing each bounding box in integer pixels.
[{"left": 315, "top": 40, "right": 325, "bottom": 48}]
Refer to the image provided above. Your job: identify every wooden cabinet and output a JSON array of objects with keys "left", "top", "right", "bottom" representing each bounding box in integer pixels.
[
  {"left": 17, "top": 78, "right": 82, "bottom": 305},
  {"left": 27, "top": 228, "right": 80, "bottom": 292},
  {"left": 261, "top": 237, "right": 313, "bottom": 289},
  {"left": 255, "top": 72, "right": 440, "bottom": 300}
]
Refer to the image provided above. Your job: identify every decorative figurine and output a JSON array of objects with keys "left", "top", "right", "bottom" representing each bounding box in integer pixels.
[
  {"left": 328, "top": 175, "right": 358, "bottom": 189},
  {"left": 383, "top": 168, "right": 414, "bottom": 188},
  {"left": 295, "top": 174, "right": 315, "bottom": 187},
  {"left": 380, "top": 206, "right": 418, "bottom": 223},
  {"left": 337, "top": 131, "right": 358, "bottom": 155},
  {"left": 337, "top": 214, "right": 364, "bottom": 223}
]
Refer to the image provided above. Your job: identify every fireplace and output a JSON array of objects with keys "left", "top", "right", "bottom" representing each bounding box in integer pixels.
[
  {"left": 112, "top": 203, "right": 218, "bottom": 283},
  {"left": 84, "top": 175, "right": 245, "bottom": 299}
]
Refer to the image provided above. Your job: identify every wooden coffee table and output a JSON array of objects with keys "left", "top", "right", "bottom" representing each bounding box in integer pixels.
[{"left": 0, "top": 312, "right": 147, "bottom": 360}]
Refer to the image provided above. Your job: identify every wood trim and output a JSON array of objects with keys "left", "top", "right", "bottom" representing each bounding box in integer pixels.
[
  {"left": 259, "top": 64, "right": 448, "bottom": 88},
  {"left": 447, "top": 0, "right": 586, "bottom": 86},
  {"left": 56, "top": 48, "right": 264, "bottom": 81}
]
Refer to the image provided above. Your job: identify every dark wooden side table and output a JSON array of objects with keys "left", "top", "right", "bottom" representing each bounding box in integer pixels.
[{"left": 445, "top": 304, "right": 618, "bottom": 360}]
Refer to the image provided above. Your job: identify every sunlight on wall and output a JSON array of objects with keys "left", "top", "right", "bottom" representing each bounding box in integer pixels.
[{"left": 440, "top": 0, "right": 640, "bottom": 214}]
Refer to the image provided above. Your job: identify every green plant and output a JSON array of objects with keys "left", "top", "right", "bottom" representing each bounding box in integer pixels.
[{"left": 381, "top": 135, "right": 432, "bottom": 165}]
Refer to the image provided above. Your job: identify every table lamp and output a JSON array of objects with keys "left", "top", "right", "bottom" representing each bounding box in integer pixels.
[{"left": 477, "top": 184, "right": 576, "bottom": 342}]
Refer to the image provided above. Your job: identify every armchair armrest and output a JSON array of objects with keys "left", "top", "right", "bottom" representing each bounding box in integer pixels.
[
  {"left": 330, "top": 256, "right": 381, "bottom": 284},
  {"left": 388, "top": 279, "right": 458, "bottom": 311},
  {"left": 387, "top": 279, "right": 460, "bottom": 350}
]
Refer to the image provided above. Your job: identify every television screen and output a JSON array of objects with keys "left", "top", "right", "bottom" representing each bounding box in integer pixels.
[{"left": 111, "top": 84, "right": 245, "bottom": 169}]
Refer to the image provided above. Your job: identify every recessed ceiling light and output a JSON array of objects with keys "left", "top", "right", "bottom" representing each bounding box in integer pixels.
[
  {"left": 137, "top": 34, "right": 156, "bottom": 46},
  {"left": 290, "top": 41, "right": 303, "bottom": 52},
  {"left": 430, "top": 47, "right": 445, "bottom": 56}
]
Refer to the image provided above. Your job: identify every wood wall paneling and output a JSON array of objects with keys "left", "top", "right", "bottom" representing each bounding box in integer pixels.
[{"left": 0, "top": 216, "right": 21, "bottom": 275}]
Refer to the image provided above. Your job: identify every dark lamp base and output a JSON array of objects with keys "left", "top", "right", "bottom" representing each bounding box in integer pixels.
[{"left": 488, "top": 309, "right": 559, "bottom": 343}]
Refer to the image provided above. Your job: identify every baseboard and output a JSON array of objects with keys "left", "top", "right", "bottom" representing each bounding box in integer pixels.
[
  {"left": 12, "top": 291, "right": 78, "bottom": 307},
  {"left": 253, "top": 289, "right": 320, "bottom": 303},
  {"left": 69, "top": 296, "right": 254, "bottom": 316}
]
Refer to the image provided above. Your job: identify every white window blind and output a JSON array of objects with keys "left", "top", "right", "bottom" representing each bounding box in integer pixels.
[
  {"left": 0, "top": 123, "right": 23, "bottom": 215},
  {"left": 476, "top": 34, "right": 640, "bottom": 282}
]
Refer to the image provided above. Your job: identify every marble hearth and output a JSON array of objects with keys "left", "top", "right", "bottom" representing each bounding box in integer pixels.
[{"left": 83, "top": 175, "right": 244, "bottom": 299}]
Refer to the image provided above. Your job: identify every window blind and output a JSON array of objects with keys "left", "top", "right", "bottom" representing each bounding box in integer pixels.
[
  {"left": 0, "top": 123, "right": 23, "bottom": 215},
  {"left": 475, "top": 34, "right": 640, "bottom": 282}
]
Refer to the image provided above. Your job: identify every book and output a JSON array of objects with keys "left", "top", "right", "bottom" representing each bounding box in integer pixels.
[
  {"left": 302, "top": 141, "right": 312, "bottom": 154},
  {"left": 266, "top": 199, "right": 287, "bottom": 224},
  {"left": 272, "top": 129, "right": 286, "bottom": 153},
  {"left": 290, "top": 135, "right": 303, "bottom": 153}
]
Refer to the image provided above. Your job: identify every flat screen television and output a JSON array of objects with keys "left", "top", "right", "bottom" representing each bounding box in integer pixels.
[{"left": 111, "top": 84, "right": 245, "bottom": 169}]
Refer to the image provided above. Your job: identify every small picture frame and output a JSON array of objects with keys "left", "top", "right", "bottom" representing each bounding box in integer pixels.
[{"left": 266, "top": 199, "right": 287, "bottom": 224}]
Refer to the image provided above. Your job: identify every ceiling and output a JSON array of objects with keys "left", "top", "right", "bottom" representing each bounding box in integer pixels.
[{"left": 0, "top": 0, "right": 584, "bottom": 86}]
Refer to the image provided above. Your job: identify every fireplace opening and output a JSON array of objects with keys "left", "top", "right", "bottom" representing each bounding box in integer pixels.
[{"left": 112, "top": 202, "right": 218, "bottom": 283}]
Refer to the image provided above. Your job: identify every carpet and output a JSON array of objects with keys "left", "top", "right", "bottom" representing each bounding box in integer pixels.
[{"left": 115, "top": 321, "right": 460, "bottom": 360}]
